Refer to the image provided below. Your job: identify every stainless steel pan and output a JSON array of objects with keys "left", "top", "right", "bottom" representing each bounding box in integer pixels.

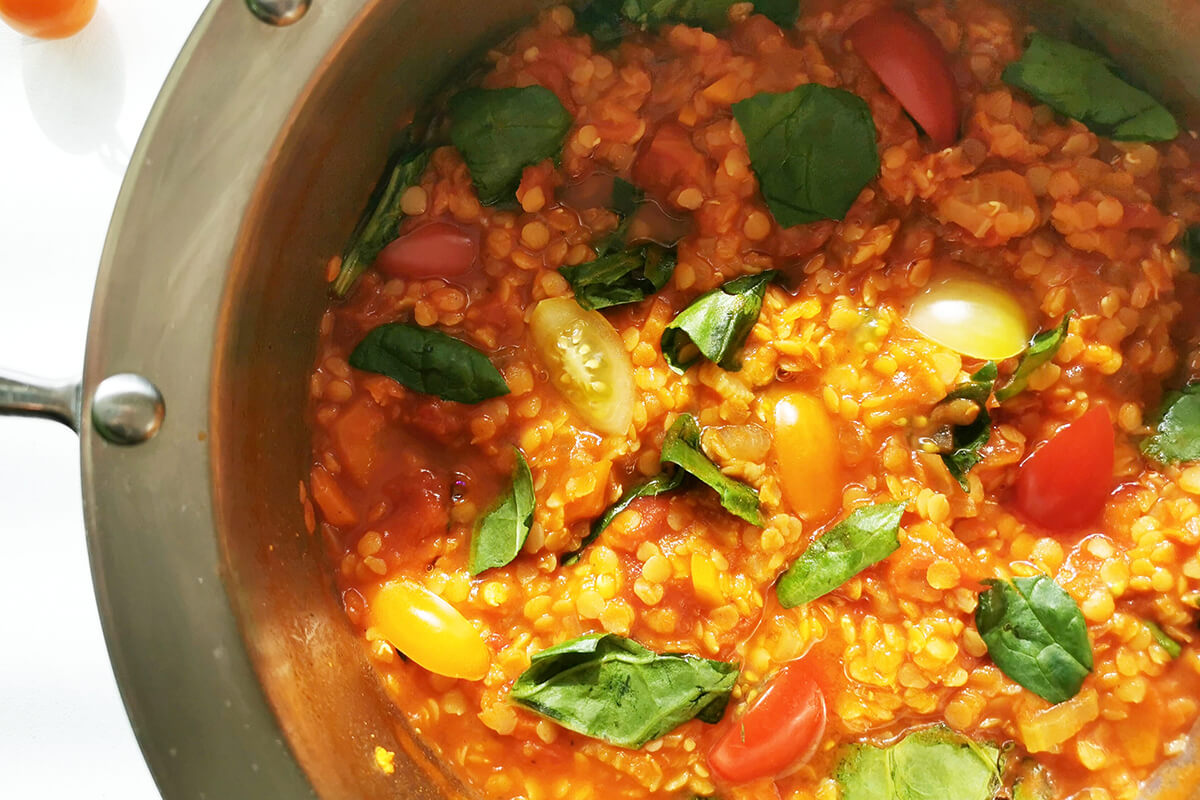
[{"left": 3, "top": 0, "right": 1200, "bottom": 797}]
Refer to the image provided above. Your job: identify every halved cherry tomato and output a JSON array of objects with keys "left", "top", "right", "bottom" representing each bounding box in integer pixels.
[
  {"left": 906, "top": 276, "right": 1032, "bottom": 361},
  {"left": 708, "top": 660, "right": 827, "bottom": 784},
  {"left": 771, "top": 392, "right": 843, "bottom": 522},
  {"left": 367, "top": 580, "right": 491, "bottom": 680},
  {"left": 846, "top": 8, "right": 961, "bottom": 148},
  {"left": 1013, "top": 405, "right": 1114, "bottom": 531},
  {"left": 375, "top": 221, "right": 478, "bottom": 280},
  {"left": 529, "top": 297, "right": 635, "bottom": 436},
  {"left": 0, "top": 0, "right": 95, "bottom": 39}
]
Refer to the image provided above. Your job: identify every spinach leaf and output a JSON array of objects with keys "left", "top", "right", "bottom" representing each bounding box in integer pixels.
[
  {"left": 1142, "top": 383, "right": 1200, "bottom": 464},
  {"left": 752, "top": 0, "right": 800, "bottom": 27},
  {"left": 838, "top": 726, "right": 1002, "bottom": 800},
  {"left": 1146, "top": 620, "right": 1182, "bottom": 659},
  {"left": 509, "top": 633, "right": 738, "bottom": 748},
  {"left": 732, "top": 85, "right": 879, "bottom": 227},
  {"left": 334, "top": 148, "right": 430, "bottom": 297},
  {"left": 776, "top": 502, "right": 904, "bottom": 608},
  {"left": 561, "top": 470, "right": 683, "bottom": 565},
  {"left": 349, "top": 323, "right": 510, "bottom": 403},
  {"left": 560, "top": 246, "right": 676, "bottom": 311},
  {"left": 661, "top": 414, "right": 763, "bottom": 525},
  {"left": 661, "top": 271, "right": 775, "bottom": 372},
  {"left": 469, "top": 449, "right": 535, "bottom": 574},
  {"left": 620, "top": 0, "right": 800, "bottom": 31},
  {"left": 975, "top": 575, "right": 1093, "bottom": 704},
  {"left": 576, "top": 0, "right": 629, "bottom": 43},
  {"left": 1002, "top": 33, "right": 1178, "bottom": 142},
  {"left": 591, "top": 177, "right": 644, "bottom": 256},
  {"left": 1182, "top": 225, "right": 1200, "bottom": 274},
  {"left": 939, "top": 362, "right": 998, "bottom": 490},
  {"left": 449, "top": 86, "right": 573, "bottom": 205},
  {"left": 995, "top": 315, "right": 1072, "bottom": 403}
]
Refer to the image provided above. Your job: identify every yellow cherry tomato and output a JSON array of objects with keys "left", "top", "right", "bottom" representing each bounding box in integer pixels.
[
  {"left": 529, "top": 297, "right": 635, "bottom": 436},
  {"left": 0, "top": 0, "right": 96, "bottom": 39},
  {"left": 905, "top": 277, "right": 1031, "bottom": 361},
  {"left": 690, "top": 552, "right": 724, "bottom": 606},
  {"left": 367, "top": 580, "right": 490, "bottom": 681},
  {"left": 771, "top": 392, "right": 842, "bottom": 522}
]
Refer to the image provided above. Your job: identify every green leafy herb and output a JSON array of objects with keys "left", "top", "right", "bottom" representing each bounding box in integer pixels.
[
  {"left": 939, "top": 362, "right": 998, "bottom": 490},
  {"left": 469, "top": 449, "right": 535, "bottom": 574},
  {"left": 996, "top": 315, "right": 1072, "bottom": 402},
  {"left": 1142, "top": 383, "right": 1200, "bottom": 465},
  {"left": 449, "top": 86, "right": 573, "bottom": 205},
  {"left": 620, "top": 0, "right": 800, "bottom": 30},
  {"left": 334, "top": 148, "right": 430, "bottom": 297},
  {"left": 560, "top": 246, "right": 677, "bottom": 311},
  {"left": 509, "top": 633, "right": 738, "bottom": 748},
  {"left": 576, "top": 0, "right": 629, "bottom": 43},
  {"left": 592, "top": 177, "right": 644, "bottom": 256},
  {"left": 564, "top": 414, "right": 760, "bottom": 562},
  {"left": 661, "top": 414, "right": 762, "bottom": 525},
  {"left": 561, "top": 471, "right": 683, "bottom": 565},
  {"left": 1002, "top": 33, "right": 1178, "bottom": 142},
  {"left": 661, "top": 271, "right": 775, "bottom": 372},
  {"left": 837, "top": 726, "right": 1002, "bottom": 800},
  {"left": 349, "top": 323, "right": 510, "bottom": 404},
  {"left": 752, "top": 0, "right": 800, "bottom": 27},
  {"left": 776, "top": 502, "right": 904, "bottom": 608},
  {"left": 732, "top": 85, "right": 879, "bottom": 227},
  {"left": 1181, "top": 225, "right": 1200, "bottom": 274},
  {"left": 1146, "top": 620, "right": 1183, "bottom": 659},
  {"left": 975, "top": 575, "right": 1093, "bottom": 704}
]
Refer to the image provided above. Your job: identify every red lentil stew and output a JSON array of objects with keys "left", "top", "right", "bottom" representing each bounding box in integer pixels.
[{"left": 303, "top": 1, "right": 1200, "bottom": 797}]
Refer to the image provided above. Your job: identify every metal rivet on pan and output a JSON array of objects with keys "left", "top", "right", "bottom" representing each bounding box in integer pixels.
[
  {"left": 245, "top": 0, "right": 311, "bottom": 26},
  {"left": 92, "top": 374, "right": 166, "bottom": 446}
]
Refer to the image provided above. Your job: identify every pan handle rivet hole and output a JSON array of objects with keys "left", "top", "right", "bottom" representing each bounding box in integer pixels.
[{"left": 92, "top": 374, "right": 166, "bottom": 446}]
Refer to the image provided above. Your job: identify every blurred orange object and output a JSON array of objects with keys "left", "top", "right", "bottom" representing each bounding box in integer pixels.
[{"left": 0, "top": 0, "right": 97, "bottom": 39}]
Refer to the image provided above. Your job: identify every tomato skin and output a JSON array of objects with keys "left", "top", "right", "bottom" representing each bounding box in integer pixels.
[
  {"left": 1014, "top": 405, "right": 1115, "bottom": 531},
  {"left": 708, "top": 661, "right": 827, "bottom": 784},
  {"left": 375, "top": 221, "right": 478, "bottom": 280},
  {"left": 846, "top": 8, "right": 961, "bottom": 148},
  {"left": 0, "top": 0, "right": 96, "bottom": 39}
]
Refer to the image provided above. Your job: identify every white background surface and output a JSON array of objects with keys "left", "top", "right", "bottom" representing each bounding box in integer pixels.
[{"left": 0, "top": 2, "right": 208, "bottom": 796}]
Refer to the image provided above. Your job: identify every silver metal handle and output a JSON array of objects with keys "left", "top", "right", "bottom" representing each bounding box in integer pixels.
[{"left": 0, "top": 369, "right": 81, "bottom": 432}]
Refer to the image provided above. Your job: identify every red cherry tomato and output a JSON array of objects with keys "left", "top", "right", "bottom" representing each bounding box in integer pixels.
[
  {"left": 846, "top": 8, "right": 962, "bottom": 148},
  {"left": 375, "top": 221, "right": 478, "bottom": 280},
  {"left": 0, "top": 0, "right": 95, "bottom": 39},
  {"left": 708, "top": 660, "right": 827, "bottom": 784},
  {"left": 1014, "top": 405, "right": 1114, "bottom": 531}
]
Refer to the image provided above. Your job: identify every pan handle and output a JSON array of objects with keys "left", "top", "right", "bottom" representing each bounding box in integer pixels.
[
  {"left": 0, "top": 369, "right": 165, "bottom": 445},
  {"left": 0, "top": 369, "right": 81, "bottom": 432}
]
